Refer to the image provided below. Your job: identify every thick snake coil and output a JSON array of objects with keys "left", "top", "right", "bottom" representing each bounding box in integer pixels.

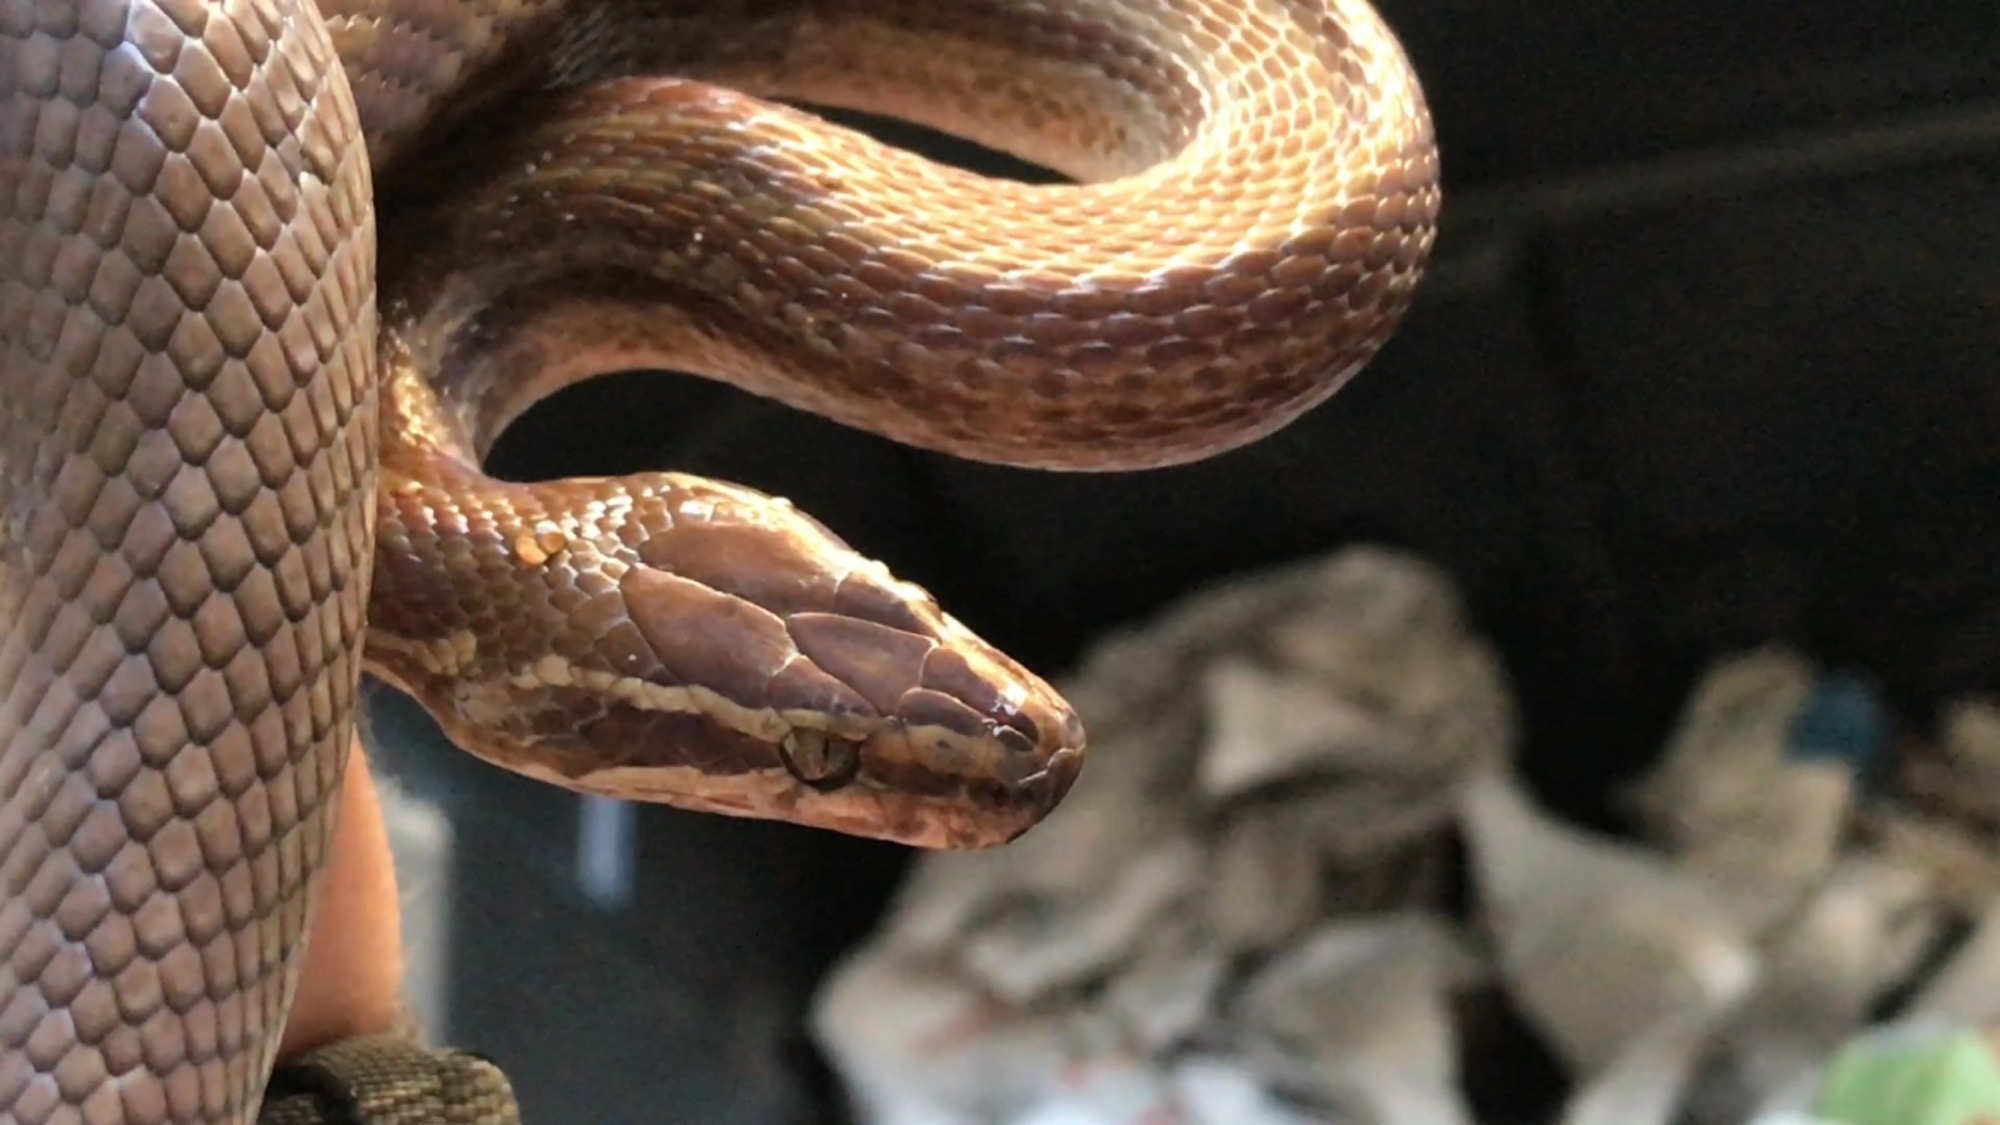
[{"left": 0, "top": 0, "right": 1437, "bottom": 1119}]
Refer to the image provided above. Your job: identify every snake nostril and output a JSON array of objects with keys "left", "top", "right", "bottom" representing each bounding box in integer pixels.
[
  {"left": 780, "top": 728, "right": 863, "bottom": 791},
  {"left": 1009, "top": 712, "right": 1042, "bottom": 746},
  {"left": 995, "top": 725, "right": 1036, "bottom": 755},
  {"left": 1061, "top": 710, "right": 1086, "bottom": 750}
]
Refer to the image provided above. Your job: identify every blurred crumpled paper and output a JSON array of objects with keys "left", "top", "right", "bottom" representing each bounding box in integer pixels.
[
  {"left": 811, "top": 547, "right": 2000, "bottom": 1125},
  {"left": 816, "top": 549, "right": 1505, "bottom": 1125}
]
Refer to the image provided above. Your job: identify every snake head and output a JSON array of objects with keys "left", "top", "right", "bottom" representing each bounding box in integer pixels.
[{"left": 373, "top": 472, "right": 1085, "bottom": 850}]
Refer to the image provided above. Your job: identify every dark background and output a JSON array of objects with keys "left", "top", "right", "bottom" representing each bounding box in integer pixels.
[{"left": 366, "top": 2, "right": 2000, "bottom": 1121}]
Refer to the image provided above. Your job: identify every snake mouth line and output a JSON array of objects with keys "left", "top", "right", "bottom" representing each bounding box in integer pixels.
[
  {"left": 504, "top": 741, "right": 1084, "bottom": 851},
  {"left": 369, "top": 648, "right": 1085, "bottom": 848}
]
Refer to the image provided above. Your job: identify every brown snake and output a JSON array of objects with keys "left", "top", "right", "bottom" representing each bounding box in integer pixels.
[{"left": 0, "top": 0, "right": 1437, "bottom": 1119}]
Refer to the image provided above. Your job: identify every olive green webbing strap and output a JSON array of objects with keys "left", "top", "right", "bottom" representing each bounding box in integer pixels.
[{"left": 261, "top": 1037, "right": 522, "bottom": 1125}]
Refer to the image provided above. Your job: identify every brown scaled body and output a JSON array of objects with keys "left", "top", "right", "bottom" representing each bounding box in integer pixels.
[{"left": 0, "top": 0, "right": 1437, "bottom": 1120}]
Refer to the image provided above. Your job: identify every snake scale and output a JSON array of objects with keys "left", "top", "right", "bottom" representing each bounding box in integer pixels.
[{"left": 0, "top": 0, "right": 1438, "bottom": 1119}]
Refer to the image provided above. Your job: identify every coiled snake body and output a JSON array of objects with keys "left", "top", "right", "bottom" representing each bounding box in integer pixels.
[{"left": 0, "top": 0, "right": 1437, "bottom": 1119}]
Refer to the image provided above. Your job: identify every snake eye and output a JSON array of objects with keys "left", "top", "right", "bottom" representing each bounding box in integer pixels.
[{"left": 780, "top": 728, "right": 863, "bottom": 791}]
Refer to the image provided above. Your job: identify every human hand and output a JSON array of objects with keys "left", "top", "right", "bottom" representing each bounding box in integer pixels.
[{"left": 278, "top": 737, "right": 410, "bottom": 1060}]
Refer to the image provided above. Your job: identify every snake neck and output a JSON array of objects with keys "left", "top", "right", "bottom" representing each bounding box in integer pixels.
[{"left": 377, "top": 278, "right": 711, "bottom": 477}]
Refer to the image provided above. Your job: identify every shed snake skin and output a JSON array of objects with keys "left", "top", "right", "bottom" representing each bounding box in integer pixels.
[{"left": 0, "top": 0, "right": 1438, "bottom": 1119}]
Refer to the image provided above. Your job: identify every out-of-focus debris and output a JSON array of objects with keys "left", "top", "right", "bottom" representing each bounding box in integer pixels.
[
  {"left": 816, "top": 548, "right": 1506, "bottom": 1125},
  {"left": 963, "top": 838, "right": 1203, "bottom": 1005},
  {"left": 1464, "top": 773, "right": 1757, "bottom": 1089},
  {"left": 811, "top": 546, "right": 2000, "bottom": 1125},
  {"left": 1627, "top": 649, "right": 1862, "bottom": 933},
  {"left": 1560, "top": 1004, "right": 1733, "bottom": 1125},
  {"left": 1911, "top": 898, "right": 2000, "bottom": 1025},
  {"left": 1721, "top": 855, "right": 1938, "bottom": 1103},
  {"left": 1811, "top": 1023, "right": 2000, "bottom": 1125},
  {"left": 1232, "top": 916, "right": 1476, "bottom": 1125},
  {"left": 1902, "top": 698, "right": 2000, "bottom": 832},
  {"left": 1944, "top": 700, "right": 2000, "bottom": 775}
]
